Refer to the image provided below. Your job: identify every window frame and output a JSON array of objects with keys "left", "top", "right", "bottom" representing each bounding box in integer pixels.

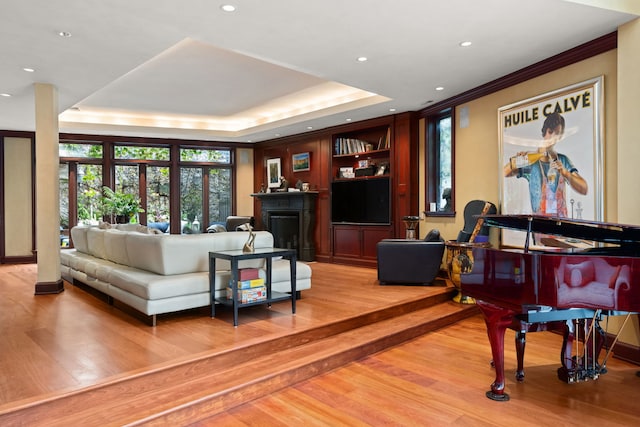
[
  {"left": 59, "top": 135, "right": 237, "bottom": 237},
  {"left": 425, "top": 108, "right": 455, "bottom": 217}
]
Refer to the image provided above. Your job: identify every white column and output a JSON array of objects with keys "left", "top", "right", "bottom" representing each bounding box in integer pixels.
[{"left": 34, "top": 83, "right": 63, "bottom": 294}]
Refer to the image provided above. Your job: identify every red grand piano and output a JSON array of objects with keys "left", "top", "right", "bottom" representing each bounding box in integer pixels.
[{"left": 460, "top": 214, "right": 640, "bottom": 401}]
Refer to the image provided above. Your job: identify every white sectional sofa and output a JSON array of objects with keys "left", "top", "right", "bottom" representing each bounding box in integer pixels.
[{"left": 60, "top": 225, "right": 312, "bottom": 325}]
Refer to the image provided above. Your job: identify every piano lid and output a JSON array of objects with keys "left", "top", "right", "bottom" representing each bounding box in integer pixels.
[{"left": 482, "top": 214, "right": 640, "bottom": 247}]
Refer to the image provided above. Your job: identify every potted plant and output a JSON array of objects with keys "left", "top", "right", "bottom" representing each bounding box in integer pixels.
[{"left": 101, "top": 186, "right": 144, "bottom": 224}]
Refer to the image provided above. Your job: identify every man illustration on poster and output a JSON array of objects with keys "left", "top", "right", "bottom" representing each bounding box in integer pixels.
[{"left": 503, "top": 112, "right": 588, "bottom": 217}]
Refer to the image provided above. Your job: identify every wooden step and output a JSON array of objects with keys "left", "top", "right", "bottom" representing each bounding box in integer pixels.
[{"left": 0, "top": 289, "right": 477, "bottom": 426}]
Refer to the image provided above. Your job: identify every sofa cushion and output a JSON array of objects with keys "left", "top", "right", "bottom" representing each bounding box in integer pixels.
[
  {"left": 124, "top": 231, "right": 275, "bottom": 275},
  {"left": 86, "top": 228, "right": 107, "bottom": 259},
  {"left": 107, "top": 267, "right": 209, "bottom": 300},
  {"left": 70, "top": 226, "right": 91, "bottom": 254},
  {"left": 269, "top": 259, "right": 312, "bottom": 283},
  {"left": 103, "top": 228, "right": 130, "bottom": 265}
]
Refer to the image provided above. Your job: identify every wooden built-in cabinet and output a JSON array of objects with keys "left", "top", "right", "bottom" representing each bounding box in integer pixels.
[
  {"left": 253, "top": 112, "right": 417, "bottom": 268},
  {"left": 330, "top": 124, "right": 394, "bottom": 267},
  {"left": 332, "top": 224, "right": 393, "bottom": 267}
]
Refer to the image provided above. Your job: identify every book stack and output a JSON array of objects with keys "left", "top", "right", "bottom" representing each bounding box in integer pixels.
[{"left": 227, "top": 268, "right": 267, "bottom": 303}]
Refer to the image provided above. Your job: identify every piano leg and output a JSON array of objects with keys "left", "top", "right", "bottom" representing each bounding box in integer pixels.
[
  {"left": 476, "top": 300, "right": 515, "bottom": 401},
  {"left": 511, "top": 319, "right": 567, "bottom": 382},
  {"left": 515, "top": 330, "right": 526, "bottom": 382}
]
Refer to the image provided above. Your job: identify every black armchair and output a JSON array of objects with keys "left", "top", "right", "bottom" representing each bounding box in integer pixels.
[
  {"left": 225, "top": 216, "right": 254, "bottom": 231},
  {"left": 376, "top": 230, "right": 445, "bottom": 285},
  {"left": 457, "top": 200, "right": 496, "bottom": 242}
]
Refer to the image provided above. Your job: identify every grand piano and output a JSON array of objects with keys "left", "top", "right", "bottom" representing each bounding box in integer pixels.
[{"left": 460, "top": 214, "right": 640, "bottom": 401}]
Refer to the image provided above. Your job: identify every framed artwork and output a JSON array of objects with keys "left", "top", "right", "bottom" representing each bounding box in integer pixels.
[
  {"left": 292, "top": 152, "right": 310, "bottom": 172},
  {"left": 266, "top": 158, "right": 281, "bottom": 188},
  {"left": 499, "top": 76, "right": 604, "bottom": 248}
]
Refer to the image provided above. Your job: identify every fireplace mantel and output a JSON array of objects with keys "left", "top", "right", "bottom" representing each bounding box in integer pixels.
[{"left": 252, "top": 191, "right": 318, "bottom": 262}]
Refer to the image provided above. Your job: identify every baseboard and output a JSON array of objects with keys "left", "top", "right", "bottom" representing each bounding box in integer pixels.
[
  {"left": 34, "top": 279, "right": 64, "bottom": 295},
  {"left": 606, "top": 332, "right": 640, "bottom": 365}
]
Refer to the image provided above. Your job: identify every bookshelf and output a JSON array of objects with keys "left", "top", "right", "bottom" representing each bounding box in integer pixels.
[
  {"left": 331, "top": 125, "right": 391, "bottom": 180},
  {"left": 330, "top": 125, "right": 393, "bottom": 266}
]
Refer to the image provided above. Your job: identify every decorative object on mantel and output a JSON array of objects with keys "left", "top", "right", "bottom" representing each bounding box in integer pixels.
[
  {"left": 295, "top": 179, "right": 303, "bottom": 190},
  {"left": 277, "top": 176, "right": 289, "bottom": 192},
  {"left": 101, "top": 186, "right": 144, "bottom": 224},
  {"left": 302, "top": 182, "right": 310, "bottom": 191},
  {"left": 259, "top": 183, "right": 266, "bottom": 193}
]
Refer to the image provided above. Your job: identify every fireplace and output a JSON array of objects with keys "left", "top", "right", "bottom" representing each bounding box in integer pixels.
[
  {"left": 269, "top": 212, "right": 299, "bottom": 250},
  {"left": 251, "top": 191, "right": 318, "bottom": 261}
]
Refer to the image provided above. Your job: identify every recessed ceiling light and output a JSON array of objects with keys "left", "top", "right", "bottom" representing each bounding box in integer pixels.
[
  {"left": 307, "top": 126, "right": 313, "bottom": 130},
  {"left": 1, "top": 93, "right": 11, "bottom": 97},
  {"left": 459, "top": 41, "right": 472, "bottom": 47},
  {"left": 357, "top": 56, "right": 368, "bottom": 62},
  {"left": 221, "top": 4, "right": 236, "bottom": 12},
  {"left": 23, "top": 67, "right": 35, "bottom": 73},
  {"left": 389, "top": 108, "right": 396, "bottom": 112},
  {"left": 275, "top": 133, "right": 281, "bottom": 137},
  {"left": 345, "top": 118, "right": 352, "bottom": 122},
  {"left": 58, "top": 31, "right": 72, "bottom": 38},
  {"left": 435, "top": 86, "right": 444, "bottom": 91}
]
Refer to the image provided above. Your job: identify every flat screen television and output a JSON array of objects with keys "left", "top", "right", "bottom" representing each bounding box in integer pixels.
[{"left": 331, "top": 177, "right": 390, "bottom": 225}]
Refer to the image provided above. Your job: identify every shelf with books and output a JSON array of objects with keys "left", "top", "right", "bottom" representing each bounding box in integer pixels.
[
  {"left": 332, "top": 126, "right": 391, "bottom": 181},
  {"left": 333, "top": 126, "right": 391, "bottom": 156}
]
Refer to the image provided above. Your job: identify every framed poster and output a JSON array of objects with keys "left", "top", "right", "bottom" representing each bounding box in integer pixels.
[
  {"left": 499, "top": 76, "right": 604, "bottom": 248},
  {"left": 267, "top": 158, "right": 281, "bottom": 188},
  {"left": 292, "top": 152, "right": 310, "bottom": 172}
]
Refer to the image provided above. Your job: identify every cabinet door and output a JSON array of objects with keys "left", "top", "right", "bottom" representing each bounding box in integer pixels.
[
  {"left": 332, "top": 226, "right": 361, "bottom": 258},
  {"left": 362, "top": 227, "right": 393, "bottom": 260}
]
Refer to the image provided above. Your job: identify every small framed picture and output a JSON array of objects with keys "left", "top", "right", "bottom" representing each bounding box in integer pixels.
[
  {"left": 339, "top": 167, "right": 354, "bottom": 179},
  {"left": 292, "top": 152, "right": 310, "bottom": 172},
  {"left": 357, "top": 159, "right": 369, "bottom": 168},
  {"left": 267, "top": 158, "right": 281, "bottom": 188}
]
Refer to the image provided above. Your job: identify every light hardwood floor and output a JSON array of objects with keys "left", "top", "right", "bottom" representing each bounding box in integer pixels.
[
  {"left": 1, "top": 262, "right": 639, "bottom": 426},
  {"left": 197, "top": 315, "right": 640, "bottom": 426}
]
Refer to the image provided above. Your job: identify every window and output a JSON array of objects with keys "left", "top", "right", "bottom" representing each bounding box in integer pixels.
[
  {"left": 59, "top": 137, "right": 236, "bottom": 241},
  {"left": 59, "top": 142, "right": 103, "bottom": 245},
  {"left": 180, "top": 147, "right": 232, "bottom": 233},
  {"left": 146, "top": 166, "right": 170, "bottom": 225},
  {"left": 180, "top": 167, "right": 203, "bottom": 233},
  {"left": 426, "top": 109, "right": 454, "bottom": 215}
]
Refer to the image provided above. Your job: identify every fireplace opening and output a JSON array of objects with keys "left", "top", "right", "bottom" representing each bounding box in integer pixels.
[{"left": 269, "top": 212, "right": 299, "bottom": 252}]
